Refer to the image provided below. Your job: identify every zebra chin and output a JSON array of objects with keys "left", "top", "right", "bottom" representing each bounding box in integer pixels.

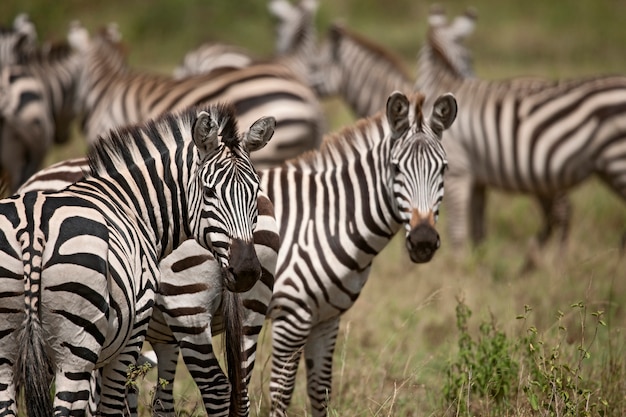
[
  {"left": 223, "top": 238, "right": 262, "bottom": 293},
  {"left": 405, "top": 223, "right": 441, "bottom": 263}
]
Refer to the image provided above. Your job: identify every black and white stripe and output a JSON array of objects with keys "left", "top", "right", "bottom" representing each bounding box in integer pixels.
[
  {"left": 312, "top": 23, "right": 414, "bottom": 118},
  {"left": 414, "top": 8, "right": 626, "bottom": 255},
  {"left": 264, "top": 91, "right": 457, "bottom": 417},
  {"left": 0, "top": 103, "right": 274, "bottom": 417},
  {"left": 0, "top": 29, "right": 84, "bottom": 194},
  {"left": 0, "top": 14, "right": 38, "bottom": 69},
  {"left": 69, "top": 22, "right": 324, "bottom": 169},
  {"left": 19, "top": 158, "right": 280, "bottom": 417}
]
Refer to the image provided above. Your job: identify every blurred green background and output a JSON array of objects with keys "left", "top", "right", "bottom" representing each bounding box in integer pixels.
[{"left": 3, "top": 0, "right": 626, "bottom": 77}]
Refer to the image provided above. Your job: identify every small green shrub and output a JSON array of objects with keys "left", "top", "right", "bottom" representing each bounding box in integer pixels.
[
  {"left": 443, "top": 297, "right": 519, "bottom": 415},
  {"left": 442, "top": 298, "right": 613, "bottom": 416}
]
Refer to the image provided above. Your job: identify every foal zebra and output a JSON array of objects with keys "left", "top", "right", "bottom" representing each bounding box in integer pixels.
[
  {"left": 69, "top": 22, "right": 324, "bottom": 168},
  {"left": 20, "top": 161, "right": 280, "bottom": 417},
  {"left": 0, "top": 103, "right": 275, "bottom": 417},
  {"left": 264, "top": 91, "right": 457, "bottom": 417},
  {"left": 414, "top": 7, "right": 626, "bottom": 259}
]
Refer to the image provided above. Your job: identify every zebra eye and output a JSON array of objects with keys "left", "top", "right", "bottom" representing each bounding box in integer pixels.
[
  {"left": 441, "top": 161, "right": 449, "bottom": 174},
  {"left": 203, "top": 187, "right": 217, "bottom": 199}
]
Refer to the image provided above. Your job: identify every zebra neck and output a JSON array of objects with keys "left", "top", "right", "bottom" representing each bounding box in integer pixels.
[
  {"left": 86, "top": 136, "right": 195, "bottom": 260},
  {"left": 25, "top": 51, "right": 82, "bottom": 122},
  {"left": 338, "top": 47, "right": 413, "bottom": 118},
  {"left": 415, "top": 48, "right": 466, "bottom": 99},
  {"left": 262, "top": 129, "right": 399, "bottom": 262}
]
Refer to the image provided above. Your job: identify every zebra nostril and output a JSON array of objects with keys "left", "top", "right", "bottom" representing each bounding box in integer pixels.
[{"left": 407, "top": 224, "right": 440, "bottom": 263}]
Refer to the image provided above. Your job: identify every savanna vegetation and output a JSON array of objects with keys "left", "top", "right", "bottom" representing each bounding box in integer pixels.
[{"left": 2, "top": 0, "right": 625, "bottom": 415}]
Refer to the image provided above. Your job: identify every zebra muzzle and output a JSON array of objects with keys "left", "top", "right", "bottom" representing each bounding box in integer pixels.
[
  {"left": 406, "top": 223, "right": 440, "bottom": 263},
  {"left": 225, "top": 238, "right": 262, "bottom": 293}
]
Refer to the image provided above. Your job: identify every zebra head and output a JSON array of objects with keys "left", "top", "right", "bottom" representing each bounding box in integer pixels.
[
  {"left": 189, "top": 104, "right": 276, "bottom": 293},
  {"left": 386, "top": 91, "right": 457, "bottom": 263}
]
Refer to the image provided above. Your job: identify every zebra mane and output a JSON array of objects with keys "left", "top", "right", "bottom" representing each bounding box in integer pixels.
[
  {"left": 329, "top": 23, "right": 412, "bottom": 79},
  {"left": 289, "top": 110, "right": 385, "bottom": 169},
  {"left": 86, "top": 102, "right": 240, "bottom": 177},
  {"left": 291, "top": 91, "right": 427, "bottom": 169},
  {"left": 18, "top": 40, "right": 73, "bottom": 64}
]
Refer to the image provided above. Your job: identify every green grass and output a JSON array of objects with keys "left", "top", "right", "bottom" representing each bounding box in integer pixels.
[{"left": 3, "top": 0, "right": 626, "bottom": 415}]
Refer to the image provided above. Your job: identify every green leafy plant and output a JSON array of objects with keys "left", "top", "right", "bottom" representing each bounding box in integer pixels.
[{"left": 443, "top": 297, "right": 519, "bottom": 415}]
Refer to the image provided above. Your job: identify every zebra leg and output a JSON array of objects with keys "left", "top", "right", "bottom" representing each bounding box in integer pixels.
[
  {"left": 469, "top": 182, "right": 487, "bottom": 245},
  {"left": 521, "top": 193, "right": 572, "bottom": 274},
  {"left": 269, "top": 315, "right": 310, "bottom": 417},
  {"left": 303, "top": 317, "right": 341, "bottom": 417},
  {"left": 180, "top": 334, "right": 232, "bottom": 417},
  {"left": 53, "top": 366, "right": 98, "bottom": 417},
  {"left": 0, "top": 363, "right": 17, "bottom": 417},
  {"left": 442, "top": 172, "right": 474, "bottom": 251},
  {"left": 98, "top": 341, "right": 146, "bottom": 417},
  {"left": 151, "top": 341, "right": 179, "bottom": 417}
]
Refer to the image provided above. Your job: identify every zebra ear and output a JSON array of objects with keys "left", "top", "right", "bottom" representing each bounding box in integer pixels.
[
  {"left": 386, "top": 91, "right": 410, "bottom": 139},
  {"left": 193, "top": 111, "right": 220, "bottom": 159},
  {"left": 268, "top": 0, "right": 294, "bottom": 20},
  {"left": 244, "top": 116, "right": 276, "bottom": 153},
  {"left": 428, "top": 93, "right": 457, "bottom": 138},
  {"left": 450, "top": 8, "right": 477, "bottom": 39}
]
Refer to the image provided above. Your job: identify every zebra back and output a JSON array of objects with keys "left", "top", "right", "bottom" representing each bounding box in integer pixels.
[
  {"left": 313, "top": 23, "right": 414, "bottom": 118},
  {"left": 69, "top": 23, "right": 324, "bottom": 169},
  {"left": 173, "top": 42, "right": 256, "bottom": 79}
]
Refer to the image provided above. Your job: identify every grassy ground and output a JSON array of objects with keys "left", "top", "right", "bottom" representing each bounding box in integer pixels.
[{"left": 2, "top": 1, "right": 626, "bottom": 415}]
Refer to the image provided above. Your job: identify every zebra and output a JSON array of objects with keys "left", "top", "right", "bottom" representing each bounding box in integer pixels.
[
  {"left": 0, "top": 24, "right": 85, "bottom": 194},
  {"left": 0, "top": 14, "right": 38, "bottom": 69},
  {"left": 311, "top": 22, "right": 415, "bottom": 118},
  {"left": 263, "top": 90, "right": 457, "bottom": 416},
  {"left": 0, "top": 65, "right": 54, "bottom": 194},
  {"left": 68, "top": 21, "right": 324, "bottom": 169},
  {"left": 0, "top": 102, "right": 275, "bottom": 417},
  {"left": 414, "top": 7, "right": 626, "bottom": 263},
  {"left": 18, "top": 159, "right": 280, "bottom": 417},
  {"left": 172, "top": 0, "right": 319, "bottom": 88}
]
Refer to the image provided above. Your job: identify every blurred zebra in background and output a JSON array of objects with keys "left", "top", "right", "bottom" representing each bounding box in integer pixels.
[
  {"left": 0, "top": 103, "right": 274, "bottom": 417},
  {"left": 20, "top": 161, "right": 280, "bottom": 417},
  {"left": 415, "top": 7, "right": 626, "bottom": 266},
  {"left": 0, "top": 23, "right": 84, "bottom": 195},
  {"left": 173, "top": 0, "right": 319, "bottom": 88},
  {"left": 172, "top": 42, "right": 255, "bottom": 79},
  {"left": 0, "top": 14, "right": 38, "bottom": 68},
  {"left": 264, "top": 91, "right": 457, "bottom": 417},
  {"left": 311, "top": 23, "right": 415, "bottom": 118},
  {"left": 69, "top": 20, "right": 324, "bottom": 168}
]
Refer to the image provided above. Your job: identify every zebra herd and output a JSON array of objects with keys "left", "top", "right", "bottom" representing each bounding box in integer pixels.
[{"left": 0, "top": 1, "right": 624, "bottom": 416}]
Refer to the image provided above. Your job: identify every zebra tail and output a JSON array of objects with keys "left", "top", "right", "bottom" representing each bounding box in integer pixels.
[
  {"left": 221, "top": 289, "right": 244, "bottom": 417},
  {"left": 15, "top": 296, "right": 55, "bottom": 417}
]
